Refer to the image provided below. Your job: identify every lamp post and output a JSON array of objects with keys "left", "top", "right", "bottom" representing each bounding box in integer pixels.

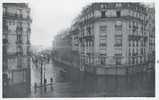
[
  {"left": 40, "top": 54, "right": 44, "bottom": 94},
  {"left": 40, "top": 56, "right": 42, "bottom": 85}
]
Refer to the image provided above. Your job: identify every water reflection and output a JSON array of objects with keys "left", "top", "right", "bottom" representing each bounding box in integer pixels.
[{"left": 53, "top": 61, "right": 155, "bottom": 97}]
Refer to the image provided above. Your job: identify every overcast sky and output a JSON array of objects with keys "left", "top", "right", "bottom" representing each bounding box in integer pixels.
[
  {"left": 29, "top": 0, "right": 90, "bottom": 48},
  {"left": 29, "top": 0, "right": 154, "bottom": 48}
]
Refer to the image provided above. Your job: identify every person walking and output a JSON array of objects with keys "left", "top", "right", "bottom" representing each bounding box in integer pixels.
[{"left": 50, "top": 77, "right": 53, "bottom": 91}]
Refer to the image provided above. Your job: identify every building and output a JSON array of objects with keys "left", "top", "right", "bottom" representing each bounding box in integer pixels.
[
  {"left": 146, "top": 7, "right": 155, "bottom": 64},
  {"left": 3, "top": 3, "right": 32, "bottom": 97},
  {"left": 53, "top": 29, "right": 72, "bottom": 51},
  {"left": 52, "top": 27, "right": 81, "bottom": 67},
  {"left": 71, "top": 3, "right": 155, "bottom": 75},
  {"left": 70, "top": 18, "right": 80, "bottom": 51},
  {"left": 52, "top": 29, "right": 72, "bottom": 60}
]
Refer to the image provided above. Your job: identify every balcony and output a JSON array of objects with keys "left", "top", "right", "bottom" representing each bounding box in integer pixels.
[
  {"left": 99, "top": 43, "right": 107, "bottom": 47},
  {"left": 132, "top": 53, "right": 138, "bottom": 56},
  {"left": 114, "top": 43, "right": 122, "bottom": 47},
  {"left": 79, "top": 35, "right": 94, "bottom": 42},
  {"left": 3, "top": 39, "right": 8, "bottom": 44},
  {"left": 3, "top": 24, "right": 8, "bottom": 34},
  {"left": 16, "top": 40, "right": 23, "bottom": 44},
  {"left": 16, "top": 26, "right": 23, "bottom": 32},
  {"left": 128, "top": 35, "right": 141, "bottom": 41},
  {"left": 17, "top": 51, "right": 23, "bottom": 56},
  {"left": 3, "top": 12, "right": 32, "bottom": 22},
  {"left": 143, "top": 36, "right": 148, "bottom": 42},
  {"left": 26, "top": 41, "right": 31, "bottom": 45},
  {"left": 27, "top": 27, "right": 31, "bottom": 33},
  {"left": 17, "top": 64, "right": 22, "bottom": 68}
]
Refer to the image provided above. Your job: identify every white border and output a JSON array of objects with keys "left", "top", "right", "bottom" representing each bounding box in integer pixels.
[{"left": 0, "top": 0, "right": 158, "bottom": 100}]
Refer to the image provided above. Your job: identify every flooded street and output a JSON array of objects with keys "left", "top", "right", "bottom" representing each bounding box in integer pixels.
[
  {"left": 2, "top": 2, "right": 156, "bottom": 98},
  {"left": 30, "top": 60, "right": 155, "bottom": 97}
]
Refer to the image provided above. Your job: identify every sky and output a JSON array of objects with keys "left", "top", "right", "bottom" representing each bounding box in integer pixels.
[
  {"left": 28, "top": 0, "right": 154, "bottom": 48},
  {"left": 29, "top": 0, "right": 90, "bottom": 48}
]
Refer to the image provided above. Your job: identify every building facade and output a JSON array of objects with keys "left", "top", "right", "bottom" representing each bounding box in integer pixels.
[
  {"left": 53, "top": 30, "right": 72, "bottom": 51},
  {"left": 52, "top": 29, "right": 72, "bottom": 60},
  {"left": 3, "top": 3, "right": 32, "bottom": 97},
  {"left": 70, "top": 20, "right": 80, "bottom": 51},
  {"left": 71, "top": 3, "right": 155, "bottom": 75},
  {"left": 146, "top": 7, "right": 155, "bottom": 64}
]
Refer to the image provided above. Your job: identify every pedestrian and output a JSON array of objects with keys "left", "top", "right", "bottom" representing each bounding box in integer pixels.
[
  {"left": 34, "top": 82, "right": 37, "bottom": 93},
  {"left": 35, "top": 59, "right": 38, "bottom": 68},
  {"left": 44, "top": 79, "right": 47, "bottom": 92},
  {"left": 48, "top": 57, "right": 49, "bottom": 63},
  {"left": 50, "top": 77, "right": 53, "bottom": 91}
]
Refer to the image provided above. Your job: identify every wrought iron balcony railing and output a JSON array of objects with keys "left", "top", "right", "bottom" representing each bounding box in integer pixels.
[
  {"left": 16, "top": 40, "right": 23, "bottom": 44},
  {"left": 3, "top": 12, "right": 32, "bottom": 22}
]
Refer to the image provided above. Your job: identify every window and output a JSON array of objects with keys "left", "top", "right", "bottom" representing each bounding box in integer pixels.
[
  {"left": 100, "top": 37, "right": 106, "bottom": 42},
  {"left": 27, "top": 22, "right": 30, "bottom": 27},
  {"left": 116, "top": 11, "right": 121, "bottom": 17},
  {"left": 133, "top": 41, "right": 135, "bottom": 47},
  {"left": 17, "top": 34, "right": 22, "bottom": 43},
  {"left": 115, "top": 25, "right": 122, "bottom": 32},
  {"left": 141, "top": 48, "right": 143, "bottom": 55},
  {"left": 19, "top": 9, "right": 23, "bottom": 18},
  {"left": 100, "top": 42, "right": 106, "bottom": 50},
  {"left": 132, "top": 48, "right": 134, "bottom": 56},
  {"left": 140, "top": 57, "right": 142, "bottom": 63},
  {"left": 99, "top": 25, "right": 107, "bottom": 49},
  {"left": 116, "top": 3, "right": 122, "bottom": 7},
  {"left": 100, "top": 43, "right": 106, "bottom": 47},
  {"left": 87, "top": 27, "right": 91, "bottom": 35},
  {"left": 114, "top": 35, "right": 122, "bottom": 46},
  {"left": 141, "top": 41, "right": 144, "bottom": 47},
  {"left": 3, "top": 7, "right": 7, "bottom": 15},
  {"left": 19, "top": 22, "right": 22, "bottom": 26},
  {"left": 9, "top": 20, "right": 12, "bottom": 25},
  {"left": 132, "top": 25, "right": 137, "bottom": 33},
  {"left": 17, "top": 46, "right": 23, "bottom": 56},
  {"left": 144, "top": 42, "right": 146, "bottom": 47},
  {"left": 101, "top": 4, "right": 105, "bottom": 9},
  {"left": 81, "top": 28, "right": 84, "bottom": 37},
  {"left": 129, "top": 41, "right": 131, "bottom": 47},
  {"left": 115, "top": 54, "right": 122, "bottom": 65},
  {"left": 17, "top": 34, "right": 20, "bottom": 40},
  {"left": 101, "top": 11, "right": 106, "bottom": 18},
  {"left": 99, "top": 25, "right": 107, "bottom": 35},
  {"left": 129, "top": 48, "right": 131, "bottom": 56},
  {"left": 13, "top": 20, "right": 15, "bottom": 25},
  {"left": 132, "top": 58, "right": 135, "bottom": 64},
  {"left": 136, "top": 41, "right": 138, "bottom": 47},
  {"left": 100, "top": 54, "right": 106, "bottom": 65},
  {"left": 144, "top": 48, "right": 145, "bottom": 54},
  {"left": 129, "top": 23, "right": 131, "bottom": 29},
  {"left": 116, "top": 58, "right": 121, "bottom": 65},
  {"left": 129, "top": 58, "right": 131, "bottom": 64}
]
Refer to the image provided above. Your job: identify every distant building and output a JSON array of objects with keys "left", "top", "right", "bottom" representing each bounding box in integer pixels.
[
  {"left": 53, "top": 30, "right": 72, "bottom": 51},
  {"left": 70, "top": 21, "right": 80, "bottom": 51},
  {"left": 71, "top": 3, "right": 155, "bottom": 75},
  {"left": 3, "top": 3, "right": 32, "bottom": 97},
  {"left": 52, "top": 29, "right": 72, "bottom": 58}
]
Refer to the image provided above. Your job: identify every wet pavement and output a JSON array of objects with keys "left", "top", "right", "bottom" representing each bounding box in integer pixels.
[{"left": 30, "top": 60, "right": 155, "bottom": 97}]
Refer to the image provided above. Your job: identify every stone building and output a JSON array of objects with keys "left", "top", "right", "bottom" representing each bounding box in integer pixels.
[
  {"left": 70, "top": 19, "right": 80, "bottom": 51},
  {"left": 3, "top": 3, "right": 32, "bottom": 97},
  {"left": 146, "top": 7, "right": 155, "bottom": 64},
  {"left": 52, "top": 29, "right": 72, "bottom": 60},
  {"left": 71, "top": 3, "right": 155, "bottom": 75}
]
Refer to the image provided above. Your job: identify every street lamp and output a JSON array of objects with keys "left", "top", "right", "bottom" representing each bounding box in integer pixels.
[{"left": 39, "top": 56, "right": 43, "bottom": 94}]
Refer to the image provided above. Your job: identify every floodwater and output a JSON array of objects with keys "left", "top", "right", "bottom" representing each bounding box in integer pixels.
[{"left": 31, "top": 60, "right": 155, "bottom": 97}]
